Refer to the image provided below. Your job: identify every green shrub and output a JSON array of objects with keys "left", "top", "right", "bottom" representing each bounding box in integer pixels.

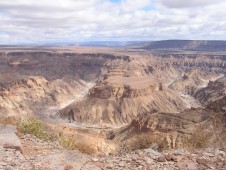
[
  {"left": 19, "top": 118, "right": 56, "bottom": 141},
  {"left": 19, "top": 118, "right": 96, "bottom": 154}
]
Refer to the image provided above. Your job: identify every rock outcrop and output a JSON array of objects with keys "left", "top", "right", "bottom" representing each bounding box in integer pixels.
[{"left": 195, "top": 76, "right": 226, "bottom": 106}]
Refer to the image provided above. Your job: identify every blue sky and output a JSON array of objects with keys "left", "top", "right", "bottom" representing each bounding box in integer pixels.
[
  {"left": 0, "top": 0, "right": 226, "bottom": 44},
  {"left": 110, "top": 0, "right": 120, "bottom": 3}
]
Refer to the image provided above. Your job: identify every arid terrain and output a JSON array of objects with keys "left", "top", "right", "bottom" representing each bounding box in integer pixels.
[{"left": 0, "top": 43, "right": 226, "bottom": 170}]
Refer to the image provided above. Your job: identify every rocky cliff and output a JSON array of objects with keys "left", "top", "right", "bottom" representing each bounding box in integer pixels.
[
  {"left": 195, "top": 76, "right": 226, "bottom": 106},
  {"left": 0, "top": 49, "right": 225, "bottom": 128},
  {"left": 112, "top": 76, "right": 226, "bottom": 151},
  {"left": 57, "top": 53, "right": 225, "bottom": 126},
  {"left": 0, "top": 51, "right": 128, "bottom": 119}
]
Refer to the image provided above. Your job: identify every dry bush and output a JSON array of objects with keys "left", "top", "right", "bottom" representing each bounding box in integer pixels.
[
  {"left": 56, "top": 133, "right": 97, "bottom": 154},
  {"left": 122, "top": 133, "right": 168, "bottom": 152},
  {"left": 183, "top": 129, "right": 211, "bottom": 151},
  {"left": 58, "top": 135, "right": 77, "bottom": 150},
  {"left": 58, "top": 135, "right": 96, "bottom": 154},
  {"left": 75, "top": 142, "right": 96, "bottom": 154}
]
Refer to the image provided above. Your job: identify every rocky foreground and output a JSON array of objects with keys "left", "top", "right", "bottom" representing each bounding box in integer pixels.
[{"left": 0, "top": 125, "right": 225, "bottom": 170}]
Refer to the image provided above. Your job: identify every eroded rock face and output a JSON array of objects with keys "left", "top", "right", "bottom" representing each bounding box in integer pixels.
[
  {"left": 129, "top": 112, "right": 192, "bottom": 133},
  {"left": 195, "top": 76, "right": 226, "bottom": 105},
  {"left": 57, "top": 53, "right": 225, "bottom": 126},
  {"left": 89, "top": 82, "right": 163, "bottom": 99},
  {"left": 0, "top": 50, "right": 225, "bottom": 128},
  {"left": 0, "top": 52, "right": 128, "bottom": 118},
  {"left": 169, "top": 69, "right": 223, "bottom": 96},
  {"left": 58, "top": 80, "right": 187, "bottom": 126},
  {"left": 115, "top": 93, "right": 226, "bottom": 150}
]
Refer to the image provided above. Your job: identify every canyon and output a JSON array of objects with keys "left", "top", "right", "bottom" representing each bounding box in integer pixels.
[{"left": 0, "top": 44, "right": 225, "bottom": 169}]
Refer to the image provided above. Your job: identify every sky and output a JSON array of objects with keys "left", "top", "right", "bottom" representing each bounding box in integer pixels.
[{"left": 0, "top": 0, "right": 226, "bottom": 45}]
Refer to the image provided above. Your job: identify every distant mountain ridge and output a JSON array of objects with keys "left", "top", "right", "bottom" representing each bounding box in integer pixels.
[
  {"left": 1, "top": 40, "right": 226, "bottom": 51},
  {"left": 142, "top": 40, "right": 226, "bottom": 51}
]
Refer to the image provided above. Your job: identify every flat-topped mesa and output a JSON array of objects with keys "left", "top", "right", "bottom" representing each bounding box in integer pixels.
[
  {"left": 55, "top": 74, "right": 187, "bottom": 126},
  {"left": 150, "top": 54, "right": 226, "bottom": 69},
  {"left": 142, "top": 40, "right": 226, "bottom": 51},
  {"left": 89, "top": 76, "right": 163, "bottom": 99},
  {"left": 89, "top": 84, "right": 164, "bottom": 99}
]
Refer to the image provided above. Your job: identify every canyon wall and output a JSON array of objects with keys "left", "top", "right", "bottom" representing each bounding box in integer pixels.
[
  {"left": 57, "top": 54, "right": 226, "bottom": 126},
  {"left": 0, "top": 52, "right": 127, "bottom": 118}
]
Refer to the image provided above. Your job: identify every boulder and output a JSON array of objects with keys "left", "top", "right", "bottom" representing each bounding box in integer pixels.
[
  {"left": 0, "top": 124, "right": 23, "bottom": 153},
  {"left": 106, "top": 131, "right": 115, "bottom": 140},
  {"left": 196, "top": 158, "right": 209, "bottom": 166}
]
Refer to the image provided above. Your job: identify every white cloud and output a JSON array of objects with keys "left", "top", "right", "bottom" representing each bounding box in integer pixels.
[
  {"left": 158, "top": 0, "right": 224, "bottom": 8},
  {"left": 0, "top": 0, "right": 226, "bottom": 44}
]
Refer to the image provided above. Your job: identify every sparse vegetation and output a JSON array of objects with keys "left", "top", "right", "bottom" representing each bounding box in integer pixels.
[
  {"left": 75, "top": 142, "right": 96, "bottom": 154},
  {"left": 58, "top": 135, "right": 96, "bottom": 154},
  {"left": 58, "top": 135, "right": 77, "bottom": 150},
  {"left": 183, "top": 128, "right": 211, "bottom": 151},
  {"left": 18, "top": 117, "right": 57, "bottom": 141},
  {"left": 19, "top": 117, "right": 96, "bottom": 154},
  {"left": 122, "top": 133, "right": 168, "bottom": 152},
  {"left": 121, "top": 126, "right": 213, "bottom": 152}
]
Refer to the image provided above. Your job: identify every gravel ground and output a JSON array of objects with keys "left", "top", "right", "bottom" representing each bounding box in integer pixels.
[{"left": 0, "top": 134, "right": 226, "bottom": 170}]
